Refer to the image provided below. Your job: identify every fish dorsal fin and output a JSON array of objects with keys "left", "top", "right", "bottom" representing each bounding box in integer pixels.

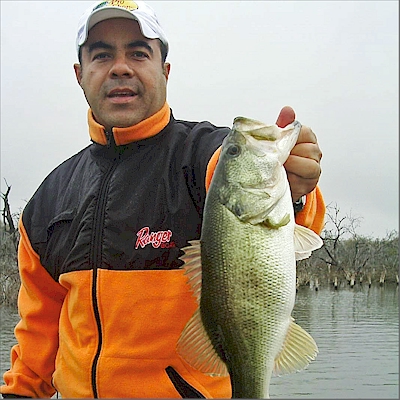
[
  {"left": 179, "top": 240, "right": 203, "bottom": 303},
  {"left": 177, "top": 241, "right": 229, "bottom": 377},
  {"left": 273, "top": 317, "right": 318, "bottom": 376},
  {"left": 294, "top": 224, "right": 323, "bottom": 261}
]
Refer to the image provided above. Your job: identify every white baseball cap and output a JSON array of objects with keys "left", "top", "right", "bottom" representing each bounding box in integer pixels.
[{"left": 76, "top": 0, "right": 169, "bottom": 56}]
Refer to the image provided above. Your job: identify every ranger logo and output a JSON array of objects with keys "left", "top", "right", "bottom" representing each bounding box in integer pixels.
[{"left": 135, "top": 227, "right": 175, "bottom": 249}]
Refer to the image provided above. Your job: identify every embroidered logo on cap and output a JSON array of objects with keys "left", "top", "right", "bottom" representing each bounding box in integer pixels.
[{"left": 94, "top": 0, "right": 139, "bottom": 12}]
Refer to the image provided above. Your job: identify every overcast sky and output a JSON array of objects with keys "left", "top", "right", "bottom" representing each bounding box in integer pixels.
[{"left": 1, "top": 1, "right": 398, "bottom": 238}]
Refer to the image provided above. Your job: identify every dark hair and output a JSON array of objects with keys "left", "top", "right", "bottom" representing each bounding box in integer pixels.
[
  {"left": 78, "top": 47, "right": 83, "bottom": 65},
  {"left": 78, "top": 39, "right": 168, "bottom": 66},
  {"left": 159, "top": 40, "right": 168, "bottom": 63}
]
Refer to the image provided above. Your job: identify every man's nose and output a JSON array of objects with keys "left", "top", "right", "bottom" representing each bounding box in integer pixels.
[{"left": 109, "top": 56, "right": 134, "bottom": 78}]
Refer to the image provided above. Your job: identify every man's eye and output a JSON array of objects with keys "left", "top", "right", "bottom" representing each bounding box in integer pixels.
[
  {"left": 132, "top": 51, "right": 149, "bottom": 59},
  {"left": 93, "top": 53, "right": 110, "bottom": 60}
]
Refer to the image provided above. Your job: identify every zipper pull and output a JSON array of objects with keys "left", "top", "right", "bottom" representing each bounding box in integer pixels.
[{"left": 105, "top": 130, "right": 113, "bottom": 148}]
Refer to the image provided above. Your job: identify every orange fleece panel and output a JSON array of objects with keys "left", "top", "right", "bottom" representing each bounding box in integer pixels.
[
  {"left": 95, "top": 269, "right": 231, "bottom": 398},
  {"left": 49, "top": 269, "right": 231, "bottom": 398},
  {"left": 53, "top": 270, "right": 97, "bottom": 397},
  {"left": 205, "top": 147, "right": 326, "bottom": 235},
  {"left": 1, "top": 219, "right": 67, "bottom": 398}
]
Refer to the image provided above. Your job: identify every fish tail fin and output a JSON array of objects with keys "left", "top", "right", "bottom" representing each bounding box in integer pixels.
[
  {"left": 294, "top": 224, "right": 323, "bottom": 261},
  {"left": 273, "top": 317, "right": 318, "bottom": 376}
]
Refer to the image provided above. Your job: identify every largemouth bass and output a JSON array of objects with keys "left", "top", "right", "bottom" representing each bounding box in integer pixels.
[{"left": 177, "top": 117, "right": 323, "bottom": 398}]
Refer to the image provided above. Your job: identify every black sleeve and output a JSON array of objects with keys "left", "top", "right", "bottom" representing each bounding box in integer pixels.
[{"left": 180, "top": 121, "right": 230, "bottom": 216}]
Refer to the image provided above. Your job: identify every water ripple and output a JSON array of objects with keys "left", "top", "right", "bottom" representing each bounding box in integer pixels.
[
  {"left": 270, "top": 285, "right": 398, "bottom": 398},
  {"left": 1, "top": 285, "right": 398, "bottom": 398}
]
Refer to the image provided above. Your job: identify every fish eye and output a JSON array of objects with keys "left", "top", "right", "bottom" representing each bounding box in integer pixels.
[{"left": 227, "top": 145, "right": 241, "bottom": 157}]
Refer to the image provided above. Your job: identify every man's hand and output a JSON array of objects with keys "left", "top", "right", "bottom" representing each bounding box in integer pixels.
[{"left": 276, "top": 106, "right": 322, "bottom": 202}]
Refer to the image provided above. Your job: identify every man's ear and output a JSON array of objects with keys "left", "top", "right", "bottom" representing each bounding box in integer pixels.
[
  {"left": 163, "top": 62, "right": 171, "bottom": 80},
  {"left": 74, "top": 63, "right": 83, "bottom": 86}
]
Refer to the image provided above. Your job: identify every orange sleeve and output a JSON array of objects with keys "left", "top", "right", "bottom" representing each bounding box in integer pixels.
[
  {"left": 205, "top": 147, "right": 222, "bottom": 192},
  {"left": 205, "top": 147, "right": 325, "bottom": 235},
  {"left": 294, "top": 186, "right": 325, "bottom": 235},
  {"left": 0, "top": 218, "right": 67, "bottom": 398}
]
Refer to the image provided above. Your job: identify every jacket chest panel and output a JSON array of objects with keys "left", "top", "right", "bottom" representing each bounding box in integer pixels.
[{"left": 42, "top": 147, "right": 202, "bottom": 278}]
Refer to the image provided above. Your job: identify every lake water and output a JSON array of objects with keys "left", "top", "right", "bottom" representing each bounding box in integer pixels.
[{"left": 1, "top": 284, "right": 398, "bottom": 398}]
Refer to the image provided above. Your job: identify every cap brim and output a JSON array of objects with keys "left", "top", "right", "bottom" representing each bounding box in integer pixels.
[{"left": 79, "top": 7, "right": 161, "bottom": 48}]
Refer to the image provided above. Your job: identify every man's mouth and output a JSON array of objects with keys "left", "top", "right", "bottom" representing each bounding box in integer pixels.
[
  {"left": 108, "top": 89, "right": 136, "bottom": 98},
  {"left": 106, "top": 88, "right": 137, "bottom": 104}
]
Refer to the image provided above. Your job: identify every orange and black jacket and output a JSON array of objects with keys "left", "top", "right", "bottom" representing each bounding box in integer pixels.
[{"left": 1, "top": 103, "right": 325, "bottom": 398}]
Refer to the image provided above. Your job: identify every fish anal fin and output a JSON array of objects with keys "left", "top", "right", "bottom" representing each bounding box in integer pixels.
[
  {"left": 294, "top": 224, "right": 323, "bottom": 261},
  {"left": 177, "top": 309, "right": 229, "bottom": 377},
  {"left": 273, "top": 317, "right": 318, "bottom": 376}
]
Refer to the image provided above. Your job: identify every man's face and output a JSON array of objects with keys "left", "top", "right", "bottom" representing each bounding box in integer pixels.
[{"left": 74, "top": 18, "right": 170, "bottom": 130}]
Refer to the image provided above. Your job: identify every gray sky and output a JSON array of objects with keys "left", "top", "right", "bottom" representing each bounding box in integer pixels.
[{"left": 1, "top": 1, "right": 398, "bottom": 238}]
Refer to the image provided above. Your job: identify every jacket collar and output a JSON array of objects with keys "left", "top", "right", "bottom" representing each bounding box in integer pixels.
[{"left": 88, "top": 102, "right": 171, "bottom": 146}]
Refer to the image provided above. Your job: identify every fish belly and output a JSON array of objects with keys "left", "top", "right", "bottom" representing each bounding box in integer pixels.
[{"left": 200, "top": 195, "right": 296, "bottom": 398}]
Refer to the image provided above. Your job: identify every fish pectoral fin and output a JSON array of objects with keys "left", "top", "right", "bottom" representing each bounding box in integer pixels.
[
  {"left": 294, "top": 224, "right": 323, "bottom": 261},
  {"left": 179, "top": 240, "right": 203, "bottom": 303},
  {"left": 176, "top": 309, "right": 229, "bottom": 377},
  {"left": 273, "top": 317, "right": 318, "bottom": 376}
]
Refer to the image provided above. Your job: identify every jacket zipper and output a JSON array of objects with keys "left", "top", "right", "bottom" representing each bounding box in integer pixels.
[{"left": 90, "top": 134, "right": 119, "bottom": 398}]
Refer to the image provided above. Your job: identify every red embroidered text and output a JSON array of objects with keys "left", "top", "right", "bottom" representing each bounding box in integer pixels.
[{"left": 135, "top": 227, "right": 174, "bottom": 249}]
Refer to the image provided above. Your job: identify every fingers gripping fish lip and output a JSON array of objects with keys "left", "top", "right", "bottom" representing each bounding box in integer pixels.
[
  {"left": 233, "top": 116, "right": 301, "bottom": 141},
  {"left": 230, "top": 117, "right": 302, "bottom": 163}
]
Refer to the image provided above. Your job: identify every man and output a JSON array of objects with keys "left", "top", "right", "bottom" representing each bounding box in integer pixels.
[{"left": 1, "top": 1, "right": 325, "bottom": 398}]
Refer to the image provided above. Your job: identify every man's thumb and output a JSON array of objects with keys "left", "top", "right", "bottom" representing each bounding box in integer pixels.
[{"left": 276, "top": 106, "right": 296, "bottom": 128}]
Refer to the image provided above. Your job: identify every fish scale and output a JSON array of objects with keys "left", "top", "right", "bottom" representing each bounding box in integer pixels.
[
  {"left": 177, "top": 117, "right": 323, "bottom": 398},
  {"left": 202, "top": 210, "right": 296, "bottom": 397}
]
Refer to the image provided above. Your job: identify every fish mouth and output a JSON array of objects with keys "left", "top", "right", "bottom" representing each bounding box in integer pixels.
[
  {"left": 231, "top": 118, "right": 302, "bottom": 164},
  {"left": 233, "top": 117, "right": 279, "bottom": 141}
]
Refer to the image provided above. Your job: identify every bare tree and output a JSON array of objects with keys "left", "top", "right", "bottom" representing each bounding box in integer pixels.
[
  {"left": 1, "top": 180, "right": 20, "bottom": 306},
  {"left": 2, "top": 180, "right": 16, "bottom": 232},
  {"left": 316, "top": 202, "right": 366, "bottom": 287},
  {"left": 370, "top": 230, "right": 399, "bottom": 285}
]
